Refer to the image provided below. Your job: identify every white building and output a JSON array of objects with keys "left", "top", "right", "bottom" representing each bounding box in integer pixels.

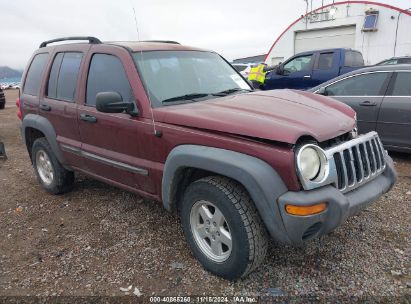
[{"left": 265, "top": 1, "right": 411, "bottom": 66}]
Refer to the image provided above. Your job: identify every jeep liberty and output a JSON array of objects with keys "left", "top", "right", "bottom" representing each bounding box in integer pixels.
[{"left": 18, "top": 37, "right": 397, "bottom": 280}]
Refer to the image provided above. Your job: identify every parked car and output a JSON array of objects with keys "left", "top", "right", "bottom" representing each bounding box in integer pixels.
[
  {"left": 262, "top": 48, "right": 364, "bottom": 91},
  {"left": 0, "top": 88, "right": 5, "bottom": 109},
  {"left": 18, "top": 37, "right": 396, "bottom": 280},
  {"left": 376, "top": 56, "right": 411, "bottom": 65},
  {"left": 310, "top": 65, "right": 411, "bottom": 153},
  {"left": 231, "top": 63, "right": 253, "bottom": 78}
]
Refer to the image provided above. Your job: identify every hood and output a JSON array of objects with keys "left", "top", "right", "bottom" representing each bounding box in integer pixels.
[{"left": 154, "top": 89, "right": 356, "bottom": 144}]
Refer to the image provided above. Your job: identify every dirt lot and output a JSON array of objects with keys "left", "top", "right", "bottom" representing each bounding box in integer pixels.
[{"left": 0, "top": 89, "right": 410, "bottom": 301}]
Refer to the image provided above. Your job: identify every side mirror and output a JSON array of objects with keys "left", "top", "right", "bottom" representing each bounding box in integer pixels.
[
  {"left": 317, "top": 87, "right": 328, "bottom": 96},
  {"left": 96, "top": 92, "right": 138, "bottom": 116}
]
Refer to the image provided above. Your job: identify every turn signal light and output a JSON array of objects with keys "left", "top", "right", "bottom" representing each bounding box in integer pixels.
[{"left": 285, "top": 202, "right": 327, "bottom": 216}]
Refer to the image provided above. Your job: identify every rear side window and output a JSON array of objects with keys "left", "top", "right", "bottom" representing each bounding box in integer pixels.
[
  {"left": 317, "top": 53, "right": 334, "bottom": 70},
  {"left": 47, "top": 52, "right": 82, "bottom": 101},
  {"left": 325, "top": 72, "right": 389, "bottom": 96},
  {"left": 344, "top": 51, "right": 364, "bottom": 67},
  {"left": 23, "top": 53, "right": 49, "bottom": 96},
  {"left": 389, "top": 72, "right": 411, "bottom": 96},
  {"left": 86, "top": 54, "right": 133, "bottom": 106}
]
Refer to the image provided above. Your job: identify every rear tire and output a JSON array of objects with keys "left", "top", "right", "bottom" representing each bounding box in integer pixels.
[
  {"left": 180, "top": 176, "right": 268, "bottom": 280},
  {"left": 31, "top": 138, "right": 74, "bottom": 194}
]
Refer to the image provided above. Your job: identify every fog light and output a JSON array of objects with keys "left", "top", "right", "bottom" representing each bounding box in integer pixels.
[{"left": 285, "top": 203, "right": 327, "bottom": 216}]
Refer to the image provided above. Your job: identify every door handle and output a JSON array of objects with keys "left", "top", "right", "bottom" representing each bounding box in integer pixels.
[
  {"left": 39, "top": 104, "right": 51, "bottom": 111},
  {"left": 303, "top": 75, "right": 311, "bottom": 78},
  {"left": 359, "top": 101, "right": 377, "bottom": 107},
  {"left": 80, "top": 113, "right": 97, "bottom": 123}
]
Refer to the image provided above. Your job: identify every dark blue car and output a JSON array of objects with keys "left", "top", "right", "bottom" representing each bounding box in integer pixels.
[{"left": 262, "top": 48, "right": 364, "bottom": 91}]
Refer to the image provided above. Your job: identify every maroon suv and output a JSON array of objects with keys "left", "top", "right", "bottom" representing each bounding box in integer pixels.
[{"left": 18, "top": 37, "right": 397, "bottom": 280}]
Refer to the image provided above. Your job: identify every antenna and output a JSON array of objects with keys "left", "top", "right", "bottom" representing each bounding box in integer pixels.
[{"left": 129, "top": 0, "right": 161, "bottom": 137}]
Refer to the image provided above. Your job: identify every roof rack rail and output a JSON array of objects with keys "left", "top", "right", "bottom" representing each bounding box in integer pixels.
[
  {"left": 142, "top": 40, "right": 180, "bottom": 44},
  {"left": 39, "top": 36, "right": 102, "bottom": 48}
]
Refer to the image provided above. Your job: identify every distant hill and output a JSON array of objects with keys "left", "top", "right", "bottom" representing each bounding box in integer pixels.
[{"left": 0, "top": 66, "right": 22, "bottom": 79}]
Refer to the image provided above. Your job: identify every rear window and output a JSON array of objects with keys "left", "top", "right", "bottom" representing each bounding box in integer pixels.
[
  {"left": 47, "top": 52, "right": 82, "bottom": 101},
  {"left": 344, "top": 51, "right": 364, "bottom": 67},
  {"left": 389, "top": 72, "right": 411, "bottom": 96},
  {"left": 23, "top": 53, "right": 49, "bottom": 96},
  {"left": 398, "top": 58, "right": 411, "bottom": 64},
  {"left": 317, "top": 52, "right": 334, "bottom": 70}
]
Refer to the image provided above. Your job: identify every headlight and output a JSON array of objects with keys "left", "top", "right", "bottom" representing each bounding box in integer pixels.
[{"left": 296, "top": 144, "right": 327, "bottom": 182}]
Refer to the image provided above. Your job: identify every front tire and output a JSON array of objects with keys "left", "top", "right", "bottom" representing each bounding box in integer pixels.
[
  {"left": 180, "top": 176, "right": 268, "bottom": 280},
  {"left": 31, "top": 138, "right": 74, "bottom": 194}
]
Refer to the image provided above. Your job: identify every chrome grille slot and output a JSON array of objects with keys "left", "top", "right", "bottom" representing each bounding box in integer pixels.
[{"left": 327, "top": 132, "right": 386, "bottom": 193}]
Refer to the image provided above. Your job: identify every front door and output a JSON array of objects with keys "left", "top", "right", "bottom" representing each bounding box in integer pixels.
[
  {"left": 323, "top": 72, "right": 392, "bottom": 134},
  {"left": 281, "top": 53, "right": 315, "bottom": 90},
  {"left": 77, "top": 48, "right": 157, "bottom": 195}
]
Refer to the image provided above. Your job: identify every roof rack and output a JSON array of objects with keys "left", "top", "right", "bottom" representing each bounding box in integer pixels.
[
  {"left": 141, "top": 40, "right": 180, "bottom": 44},
  {"left": 39, "top": 36, "right": 102, "bottom": 48}
]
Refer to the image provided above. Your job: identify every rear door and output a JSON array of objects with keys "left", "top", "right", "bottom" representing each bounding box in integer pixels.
[
  {"left": 311, "top": 51, "right": 338, "bottom": 87},
  {"left": 323, "top": 71, "right": 392, "bottom": 134},
  {"left": 376, "top": 71, "right": 411, "bottom": 150},
  {"left": 39, "top": 45, "right": 88, "bottom": 167}
]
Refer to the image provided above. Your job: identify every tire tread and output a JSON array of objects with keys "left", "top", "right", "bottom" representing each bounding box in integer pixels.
[{"left": 197, "top": 176, "right": 268, "bottom": 278}]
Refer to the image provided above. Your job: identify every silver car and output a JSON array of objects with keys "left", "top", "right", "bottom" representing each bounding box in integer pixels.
[{"left": 310, "top": 65, "right": 411, "bottom": 153}]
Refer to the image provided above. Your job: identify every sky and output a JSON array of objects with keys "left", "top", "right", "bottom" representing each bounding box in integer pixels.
[{"left": 0, "top": 0, "right": 408, "bottom": 70}]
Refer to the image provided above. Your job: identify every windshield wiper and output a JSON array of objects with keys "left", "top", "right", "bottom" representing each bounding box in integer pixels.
[
  {"left": 212, "top": 88, "right": 252, "bottom": 96},
  {"left": 162, "top": 93, "right": 210, "bottom": 103}
]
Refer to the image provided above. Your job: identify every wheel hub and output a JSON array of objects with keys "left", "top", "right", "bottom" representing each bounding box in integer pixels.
[
  {"left": 190, "top": 200, "right": 232, "bottom": 263},
  {"left": 36, "top": 150, "right": 54, "bottom": 186}
]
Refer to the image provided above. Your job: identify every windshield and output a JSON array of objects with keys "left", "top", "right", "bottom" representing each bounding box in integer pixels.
[{"left": 133, "top": 51, "right": 251, "bottom": 106}]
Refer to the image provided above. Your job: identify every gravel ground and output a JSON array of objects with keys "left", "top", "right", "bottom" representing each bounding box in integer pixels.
[{"left": 0, "top": 90, "right": 410, "bottom": 302}]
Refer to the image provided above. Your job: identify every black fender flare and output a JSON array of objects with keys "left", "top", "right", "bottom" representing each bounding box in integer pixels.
[
  {"left": 162, "top": 145, "right": 292, "bottom": 244},
  {"left": 21, "top": 114, "right": 68, "bottom": 167}
]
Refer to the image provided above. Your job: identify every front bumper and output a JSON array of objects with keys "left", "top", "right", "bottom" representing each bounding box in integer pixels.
[{"left": 277, "top": 155, "right": 397, "bottom": 246}]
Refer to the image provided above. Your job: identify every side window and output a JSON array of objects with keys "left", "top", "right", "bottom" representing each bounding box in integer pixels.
[
  {"left": 325, "top": 73, "right": 389, "bottom": 96},
  {"left": 47, "top": 52, "right": 82, "bottom": 102},
  {"left": 47, "top": 53, "right": 64, "bottom": 99},
  {"left": 283, "top": 54, "right": 313, "bottom": 73},
  {"left": 389, "top": 72, "right": 411, "bottom": 96},
  {"left": 317, "top": 53, "right": 334, "bottom": 70},
  {"left": 23, "top": 53, "right": 49, "bottom": 96},
  {"left": 344, "top": 51, "right": 364, "bottom": 67},
  {"left": 86, "top": 54, "right": 133, "bottom": 106}
]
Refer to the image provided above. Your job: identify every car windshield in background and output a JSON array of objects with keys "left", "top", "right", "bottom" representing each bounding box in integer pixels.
[
  {"left": 133, "top": 51, "right": 251, "bottom": 106},
  {"left": 232, "top": 64, "right": 247, "bottom": 72}
]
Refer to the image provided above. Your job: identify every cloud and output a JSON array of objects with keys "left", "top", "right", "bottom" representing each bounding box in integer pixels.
[{"left": 0, "top": 0, "right": 408, "bottom": 69}]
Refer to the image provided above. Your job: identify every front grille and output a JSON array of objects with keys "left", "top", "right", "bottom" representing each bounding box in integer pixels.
[{"left": 329, "top": 133, "right": 386, "bottom": 192}]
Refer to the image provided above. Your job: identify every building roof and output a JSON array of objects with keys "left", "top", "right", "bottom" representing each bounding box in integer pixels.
[
  {"left": 232, "top": 54, "right": 266, "bottom": 64},
  {"left": 265, "top": 1, "right": 411, "bottom": 61}
]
